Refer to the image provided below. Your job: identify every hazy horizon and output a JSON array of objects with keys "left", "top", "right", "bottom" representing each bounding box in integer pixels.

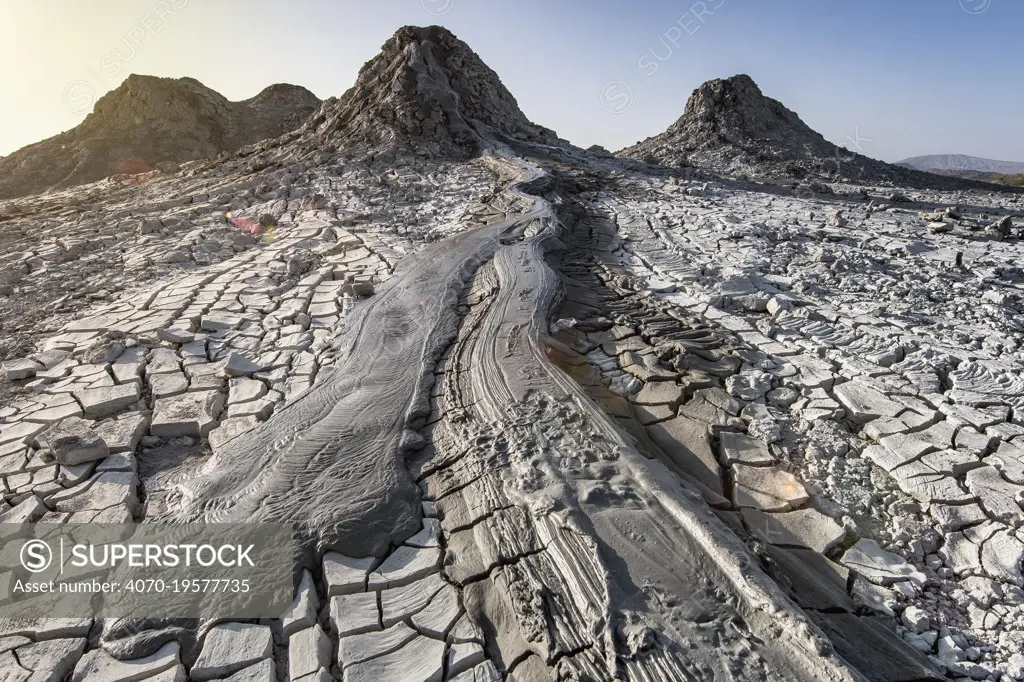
[{"left": 1, "top": 0, "right": 1022, "bottom": 163}]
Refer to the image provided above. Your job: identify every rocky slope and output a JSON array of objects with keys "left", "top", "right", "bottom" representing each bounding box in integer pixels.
[
  {"left": 297, "top": 25, "right": 559, "bottom": 157},
  {"left": 619, "top": 74, "right": 1010, "bottom": 191},
  {"left": 0, "top": 75, "right": 320, "bottom": 200}
]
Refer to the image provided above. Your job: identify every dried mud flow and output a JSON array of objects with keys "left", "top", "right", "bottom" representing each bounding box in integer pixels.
[{"left": 4, "top": 23, "right": 1024, "bottom": 682}]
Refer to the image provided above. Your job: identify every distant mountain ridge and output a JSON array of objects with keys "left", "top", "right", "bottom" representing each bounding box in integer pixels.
[{"left": 898, "top": 154, "right": 1024, "bottom": 175}]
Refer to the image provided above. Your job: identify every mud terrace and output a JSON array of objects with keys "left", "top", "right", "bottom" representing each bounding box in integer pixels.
[{"left": 4, "top": 23, "right": 1024, "bottom": 682}]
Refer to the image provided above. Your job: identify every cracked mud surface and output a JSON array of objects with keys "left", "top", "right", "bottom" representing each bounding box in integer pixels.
[{"left": 5, "top": 23, "right": 1024, "bottom": 682}]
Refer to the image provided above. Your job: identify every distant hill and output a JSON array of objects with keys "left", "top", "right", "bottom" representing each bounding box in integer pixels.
[
  {"left": 898, "top": 154, "right": 1024, "bottom": 175},
  {"left": 617, "top": 74, "right": 1008, "bottom": 191},
  {"left": 0, "top": 75, "right": 321, "bottom": 200}
]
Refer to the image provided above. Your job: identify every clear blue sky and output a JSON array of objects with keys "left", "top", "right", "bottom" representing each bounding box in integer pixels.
[{"left": 1, "top": 0, "right": 1021, "bottom": 162}]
